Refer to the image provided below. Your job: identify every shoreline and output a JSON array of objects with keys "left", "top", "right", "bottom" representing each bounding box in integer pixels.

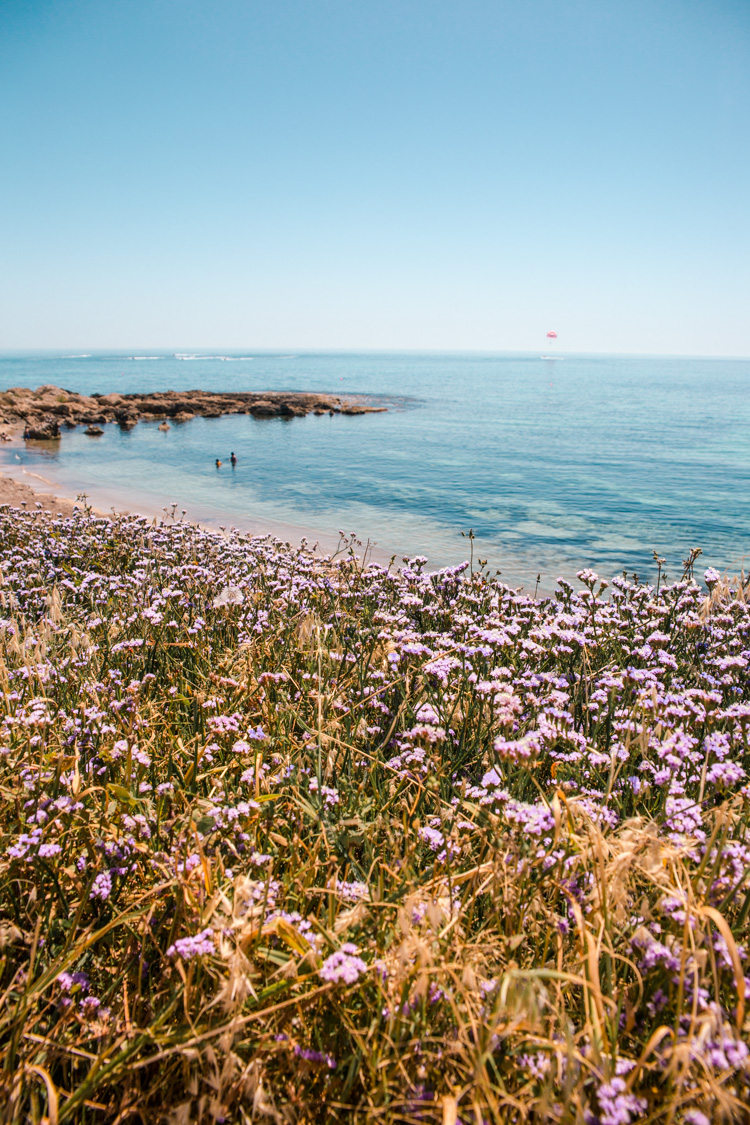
[
  {"left": 0, "top": 413, "right": 554, "bottom": 592},
  {"left": 0, "top": 464, "right": 407, "bottom": 572},
  {"left": 0, "top": 466, "right": 84, "bottom": 519},
  {"left": 0, "top": 463, "right": 556, "bottom": 593}
]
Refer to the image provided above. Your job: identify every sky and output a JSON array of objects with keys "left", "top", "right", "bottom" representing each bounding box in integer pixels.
[{"left": 0, "top": 0, "right": 748, "bottom": 355}]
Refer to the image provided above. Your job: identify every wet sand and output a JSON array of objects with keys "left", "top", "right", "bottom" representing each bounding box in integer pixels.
[{"left": 0, "top": 471, "right": 82, "bottom": 518}]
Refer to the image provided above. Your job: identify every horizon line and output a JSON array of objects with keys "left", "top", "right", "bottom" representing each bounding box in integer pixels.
[{"left": 1, "top": 347, "right": 749, "bottom": 361}]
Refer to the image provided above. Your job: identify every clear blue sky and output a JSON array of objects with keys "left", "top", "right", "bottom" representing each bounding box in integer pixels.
[{"left": 1, "top": 0, "right": 748, "bottom": 354}]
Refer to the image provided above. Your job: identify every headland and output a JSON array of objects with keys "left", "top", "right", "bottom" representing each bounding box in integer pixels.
[{"left": 0, "top": 384, "right": 386, "bottom": 439}]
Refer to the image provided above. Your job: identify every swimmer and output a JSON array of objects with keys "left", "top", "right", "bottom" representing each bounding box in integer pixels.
[
  {"left": 215, "top": 458, "right": 222, "bottom": 468},
  {"left": 230, "top": 451, "right": 237, "bottom": 466}
]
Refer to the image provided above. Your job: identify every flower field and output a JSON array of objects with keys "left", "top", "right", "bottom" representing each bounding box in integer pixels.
[{"left": 1, "top": 502, "right": 750, "bottom": 1123}]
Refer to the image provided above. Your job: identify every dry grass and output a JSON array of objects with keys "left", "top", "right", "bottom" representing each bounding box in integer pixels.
[{"left": 0, "top": 506, "right": 749, "bottom": 1123}]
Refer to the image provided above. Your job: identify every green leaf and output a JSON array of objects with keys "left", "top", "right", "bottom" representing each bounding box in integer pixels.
[{"left": 109, "top": 784, "right": 137, "bottom": 806}]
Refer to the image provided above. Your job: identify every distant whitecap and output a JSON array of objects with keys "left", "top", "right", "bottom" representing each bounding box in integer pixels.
[{"left": 174, "top": 354, "right": 255, "bottom": 361}]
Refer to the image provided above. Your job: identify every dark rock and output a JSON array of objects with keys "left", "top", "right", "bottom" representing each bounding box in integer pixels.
[
  {"left": 250, "top": 402, "right": 282, "bottom": 417},
  {"left": 24, "top": 420, "right": 60, "bottom": 440},
  {"left": 85, "top": 426, "right": 104, "bottom": 436}
]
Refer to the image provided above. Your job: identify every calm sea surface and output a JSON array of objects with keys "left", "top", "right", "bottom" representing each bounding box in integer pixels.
[{"left": 1, "top": 350, "right": 749, "bottom": 588}]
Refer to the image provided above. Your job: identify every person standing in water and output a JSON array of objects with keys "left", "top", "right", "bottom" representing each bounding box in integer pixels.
[
  {"left": 215, "top": 458, "right": 222, "bottom": 468},
  {"left": 230, "top": 452, "right": 237, "bottom": 466}
]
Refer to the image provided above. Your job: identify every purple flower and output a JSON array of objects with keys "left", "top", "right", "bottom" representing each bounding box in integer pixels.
[
  {"left": 493, "top": 731, "right": 542, "bottom": 763},
  {"left": 293, "top": 1045, "right": 337, "bottom": 1068},
  {"left": 167, "top": 927, "right": 216, "bottom": 960},
  {"left": 706, "top": 760, "right": 745, "bottom": 787},
  {"left": 90, "top": 870, "right": 112, "bottom": 900},
  {"left": 335, "top": 879, "right": 369, "bottom": 903},
  {"left": 419, "top": 825, "right": 445, "bottom": 851},
  {"left": 79, "top": 996, "right": 101, "bottom": 1018},
  {"left": 319, "top": 943, "right": 367, "bottom": 984},
  {"left": 595, "top": 1077, "right": 647, "bottom": 1125},
  {"left": 321, "top": 785, "right": 340, "bottom": 807},
  {"left": 58, "top": 970, "right": 89, "bottom": 993}
]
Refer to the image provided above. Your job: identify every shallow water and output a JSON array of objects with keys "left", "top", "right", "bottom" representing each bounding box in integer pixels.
[{"left": 1, "top": 350, "right": 749, "bottom": 586}]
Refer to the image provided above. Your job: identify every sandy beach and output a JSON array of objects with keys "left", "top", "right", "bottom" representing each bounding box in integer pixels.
[
  {"left": 1, "top": 417, "right": 104, "bottom": 518},
  {"left": 0, "top": 457, "right": 402, "bottom": 569},
  {"left": 0, "top": 467, "right": 81, "bottom": 517}
]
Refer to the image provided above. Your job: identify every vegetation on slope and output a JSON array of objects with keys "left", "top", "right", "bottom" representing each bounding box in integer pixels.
[{"left": 1, "top": 503, "right": 749, "bottom": 1123}]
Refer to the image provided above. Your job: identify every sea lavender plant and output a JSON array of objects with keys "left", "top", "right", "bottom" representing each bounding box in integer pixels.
[{"left": 0, "top": 503, "right": 749, "bottom": 1121}]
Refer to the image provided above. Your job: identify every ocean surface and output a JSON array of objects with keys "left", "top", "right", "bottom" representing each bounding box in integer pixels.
[{"left": 1, "top": 350, "right": 749, "bottom": 589}]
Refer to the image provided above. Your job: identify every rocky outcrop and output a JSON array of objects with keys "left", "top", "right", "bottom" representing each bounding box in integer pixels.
[
  {"left": 24, "top": 420, "right": 61, "bottom": 441},
  {"left": 0, "top": 386, "right": 387, "bottom": 438}
]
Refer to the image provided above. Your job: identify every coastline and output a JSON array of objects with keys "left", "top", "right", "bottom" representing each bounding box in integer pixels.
[
  {"left": 0, "top": 466, "right": 82, "bottom": 518},
  {"left": 1, "top": 354, "right": 749, "bottom": 591},
  {"left": 0, "top": 388, "right": 407, "bottom": 573},
  {"left": 0, "top": 461, "right": 554, "bottom": 592},
  {"left": 0, "top": 407, "right": 553, "bottom": 592},
  {"left": 0, "top": 462, "right": 404, "bottom": 571}
]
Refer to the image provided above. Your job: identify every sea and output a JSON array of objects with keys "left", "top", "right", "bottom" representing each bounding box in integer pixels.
[{"left": 1, "top": 350, "right": 749, "bottom": 590}]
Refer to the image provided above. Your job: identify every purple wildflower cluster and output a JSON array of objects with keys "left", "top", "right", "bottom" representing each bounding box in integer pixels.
[
  {"left": 2, "top": 507, "right": 750, "bottom": 1119},
  {"left": 167, "top": 928, "right": 216, "bottom": 960},
  {"left": 318, "top": 943, "right": 368, "bottom": 984}
]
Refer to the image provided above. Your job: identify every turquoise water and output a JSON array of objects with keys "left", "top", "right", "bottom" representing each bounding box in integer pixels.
[{"left": 1, "top": 350, "right": 749, "bottom": 586}]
